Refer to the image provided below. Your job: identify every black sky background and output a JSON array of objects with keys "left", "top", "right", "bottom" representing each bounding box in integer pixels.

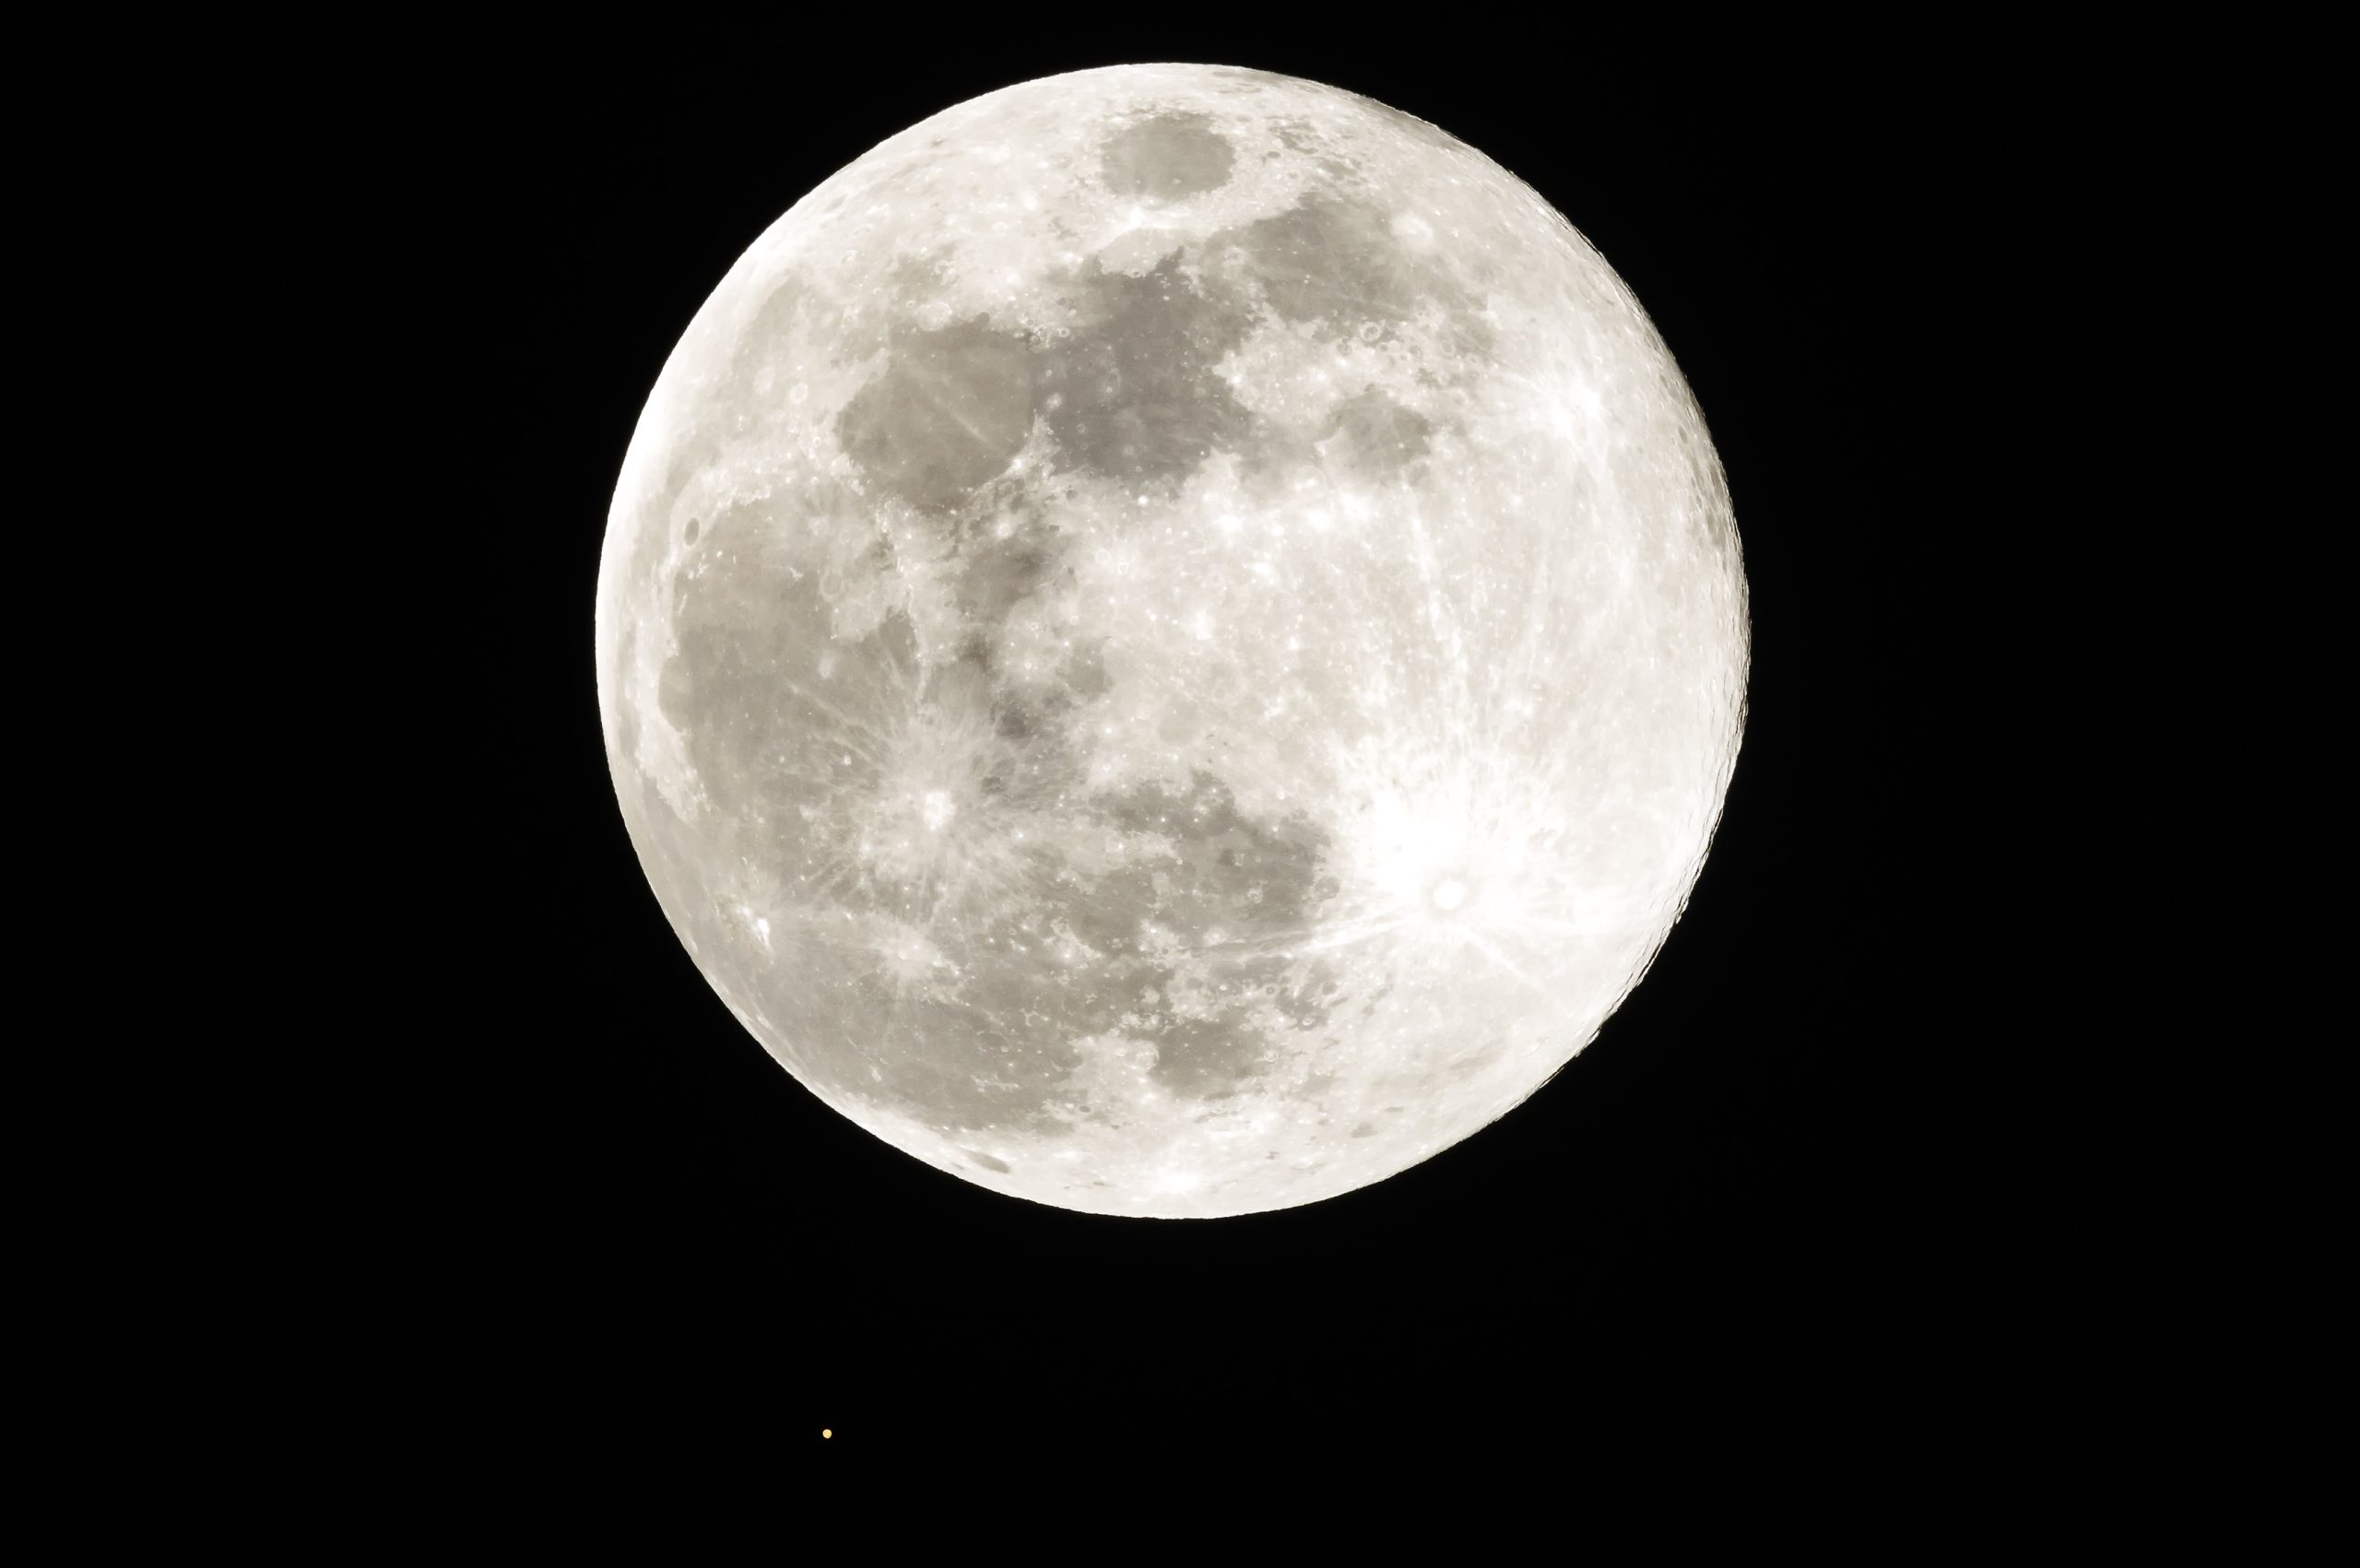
[{"left": 86, "top": 14, "right": 2332, "bottom": 1557}]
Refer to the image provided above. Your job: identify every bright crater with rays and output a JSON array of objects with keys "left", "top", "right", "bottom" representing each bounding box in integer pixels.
[{"left": 595, "top": 65, "right": 1749, "bottom": 1217}]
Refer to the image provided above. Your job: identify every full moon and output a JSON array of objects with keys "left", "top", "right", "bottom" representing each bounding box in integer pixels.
[{"left": 595, "top": 65, "right": 1748, "bottom": 1218}]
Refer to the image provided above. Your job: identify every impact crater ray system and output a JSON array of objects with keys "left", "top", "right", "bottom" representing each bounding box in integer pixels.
[{"left": 596, "top": 65, "right": 1750, "bottom": 1217}]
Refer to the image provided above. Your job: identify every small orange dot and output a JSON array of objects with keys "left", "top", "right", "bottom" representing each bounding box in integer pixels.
[{"left": 821, "top": 1429, "right": 832, "bottom": 1439}]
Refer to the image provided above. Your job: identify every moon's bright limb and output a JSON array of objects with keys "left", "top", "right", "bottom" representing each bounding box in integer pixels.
[{"left": 596, "top": 65, "right": 1749, "bottom": 1218}]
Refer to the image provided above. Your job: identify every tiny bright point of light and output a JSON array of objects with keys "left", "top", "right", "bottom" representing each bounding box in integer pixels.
[
  {"left": 1432, "top": 878, "right": 1468, "bottom": 911},
  {"left": 822, "top": 1428, "right": 832, "bottom": 1439}
]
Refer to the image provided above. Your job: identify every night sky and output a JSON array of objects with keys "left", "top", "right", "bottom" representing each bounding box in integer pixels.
[{"left": 91, "top": 15, "right": 2324, "bottom": 1556}]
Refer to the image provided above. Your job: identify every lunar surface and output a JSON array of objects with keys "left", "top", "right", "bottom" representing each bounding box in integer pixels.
[{"left": 595, "top": 65, "right": 1749, "bottom": 1218}]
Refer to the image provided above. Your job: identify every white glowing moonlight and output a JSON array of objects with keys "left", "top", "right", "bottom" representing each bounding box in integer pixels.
[{"left": 596, "top": 65, "right": 1748, "bottom": 1218}]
